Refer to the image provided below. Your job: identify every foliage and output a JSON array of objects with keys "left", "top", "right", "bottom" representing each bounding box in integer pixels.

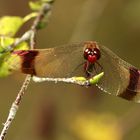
[
  {"left": 0, "top": 16, "right": 24, "bottom": 37},
  {"left": 29, "top": 0, "right": 53, "bottom": 11},
  {"left": 0, "top": 0, "right": 51, "bottom": 77},
  {"left": 0, "top": 38, "right": 29, "bottom": 77}
]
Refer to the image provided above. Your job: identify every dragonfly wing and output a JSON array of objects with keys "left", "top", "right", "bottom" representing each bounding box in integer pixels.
[
  {"left": 3, "top": 52, "right": 21, "bottom": 73},
  {"left": 33, "top": 43, "right": 85, "bottom": 78},
  {"left": 96, "top": 45, "right": 140, "bottom": 101}
]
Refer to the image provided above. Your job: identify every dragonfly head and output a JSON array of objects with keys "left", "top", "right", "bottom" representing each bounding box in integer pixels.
[{"left": 83, "top": 41, "right": 101, "bottom": 64}]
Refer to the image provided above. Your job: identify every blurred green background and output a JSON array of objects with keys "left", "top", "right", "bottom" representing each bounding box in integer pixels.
[{"left": 0, "top": 0, "right": 140, "bottom": 140}]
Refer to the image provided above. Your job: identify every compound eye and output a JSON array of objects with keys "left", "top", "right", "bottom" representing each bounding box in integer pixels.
[
  {"left": 84, "top": 48, "right": 92, "bottom": 60},
  {"left": 93, "top": 48, "right": 100, "bottom": 60}
]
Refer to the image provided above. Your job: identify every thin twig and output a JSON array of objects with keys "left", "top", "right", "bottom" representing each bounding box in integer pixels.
[
  {"left": 32, "top": 72, "right": 104, "bottom": 86},
  {"left": 0, "top": 2, "right": 53, "bottom": 140},
  {"left": 0, "top": 75, "right": 31, "bottom": 140},
  {"left": 33, "top": 76, "right": 90, "bottom": 86},
  {"left": 30, "top": 3, "right": 51, "bottom": 49}
]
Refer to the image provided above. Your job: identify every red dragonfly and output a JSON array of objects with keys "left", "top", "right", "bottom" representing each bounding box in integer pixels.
[{"left": 9, "top": 41, "right": 140, "bottom": 102}]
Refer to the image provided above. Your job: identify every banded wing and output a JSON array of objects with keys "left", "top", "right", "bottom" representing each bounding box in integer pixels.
[
  {"left": 8, "top": 41, "right": 140, "bottom": 102},
  {"left": 96, "top": 45, "right": 140, "bottom": 102},
  {"left": 10, "top": 42, "right": 86, "bottom": 78}
]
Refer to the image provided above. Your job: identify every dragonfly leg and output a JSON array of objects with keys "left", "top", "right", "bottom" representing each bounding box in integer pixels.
[
  {"left": 86, "top": 61, "right": 103, "bottom": 78},
  {"left": 85, "top": 62, "right": 95, "bottom": 78},
  {"left": 68, "top": 62, "right": 85, "bottom": 77},
  {"left": 95, "top": 61, "right": 103, "bottom": 71},
  {"left": 93, "top": 64, "right": 98, "bottom": 74}
]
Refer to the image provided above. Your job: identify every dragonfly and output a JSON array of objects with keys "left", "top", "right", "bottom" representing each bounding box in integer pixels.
[{"left": 5, "top": 41, "right": 140, "bottom": 103}]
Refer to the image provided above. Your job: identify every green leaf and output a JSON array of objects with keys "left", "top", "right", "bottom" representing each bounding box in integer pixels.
[
  {"left": 0, "top": 40, "right": 29, "bottom": 77},
  {"left": 41, "top": 0, "right": 54, "bottom": 3},
  {"left": 73, "top": 72, "right": 104, "bottom": 85},
  {"left": 0, "top": 37, "right": 14, "bottom": 53},
  {"left": 23, "top": 12, "right": 38, "bottom": 23},
  {"left": 36, "top": 13, "right": 50, "bottom": 29},
  {"left": 36, "top": 20, "right": 47, "bottom": 29},
  {"left": 0, "top": 16, "right": 24, "bottom": 37},
  {"left": 73, "top": 77, "right": 87, "bottom": 82},
  {"left": 29, "top": 1, "right": 42, "bottom": 11},
  {"left": 29, "top": 0, "right": 54, "bottom": 11},
  {"left": 89, "top": 72, "right": 104, "bottom": 85},
  {"left": 14, "top": 41, "right": 29, "bottom": 50}
]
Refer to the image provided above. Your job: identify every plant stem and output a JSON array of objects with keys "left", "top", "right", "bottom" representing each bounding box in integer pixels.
[
  {"left": 32, "top": 72, "right": 104, "bottom": 86},
  {"left": 0, "top": 2, "right": 53, "bottom": 140}
]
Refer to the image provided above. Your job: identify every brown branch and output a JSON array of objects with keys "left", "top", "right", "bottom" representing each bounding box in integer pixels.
[{"left": 0, "top": 75, "right": 31, "bottom": 140}]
